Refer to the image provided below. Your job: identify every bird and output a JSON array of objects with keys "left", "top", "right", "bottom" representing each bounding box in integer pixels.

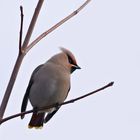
[{"left": 21, "top": 47, "right": 81, "bottom": 129}]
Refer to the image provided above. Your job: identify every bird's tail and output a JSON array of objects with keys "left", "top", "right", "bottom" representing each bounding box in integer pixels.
[{"left": 28, "top": 112, "right": 45, "bottom": 129}]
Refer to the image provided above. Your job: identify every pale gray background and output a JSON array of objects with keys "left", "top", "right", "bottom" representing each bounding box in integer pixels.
[{"left": 0, "top": 0, "right": 140, "bottom": 139}]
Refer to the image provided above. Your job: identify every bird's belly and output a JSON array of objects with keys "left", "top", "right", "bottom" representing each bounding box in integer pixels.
[{"left": 29, "top": 79, "right": 69, "bottom": 110}]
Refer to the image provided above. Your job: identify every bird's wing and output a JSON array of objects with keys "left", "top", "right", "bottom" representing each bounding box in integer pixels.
[
  {"left": 21, "top": 64, "right": 44, "bottom": 119},
  {"left": 44, "top": 87, "right": 71, "bottom": 123}
]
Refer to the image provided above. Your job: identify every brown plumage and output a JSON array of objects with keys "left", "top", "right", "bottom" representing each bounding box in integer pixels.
[{"left": 21, "top": 48, "right": 81, "bottom": 128}]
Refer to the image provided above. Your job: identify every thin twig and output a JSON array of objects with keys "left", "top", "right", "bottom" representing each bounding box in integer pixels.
[
  {"left": 0, "top": 82, "right": 114, "bottom": 124},
  {"left": 19, "top": 6, "right": 24, "bottom": 53},
  {"left": 61, "top": 82, "right": 114, "bottom": 105},
  {"left": 0, "top": 0, "right": 44, "bottom": 120},
  {"left": 25, "top": 0, "right": 91, "bottom": 54},
  {"left": 22, "top": 0, "right": 44, "bottom": 52}
]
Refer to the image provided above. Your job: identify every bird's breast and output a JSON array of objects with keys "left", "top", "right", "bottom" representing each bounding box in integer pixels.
[{"left": 29, "top": 68, "right": 70, "bottom": 110}]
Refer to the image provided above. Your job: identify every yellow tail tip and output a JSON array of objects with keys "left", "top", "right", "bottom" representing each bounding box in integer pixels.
[{"left": 28, "top": 125, "right": 43, "bottom": 129}]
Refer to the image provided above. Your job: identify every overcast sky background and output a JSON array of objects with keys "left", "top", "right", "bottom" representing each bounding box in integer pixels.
[{"left": 0, "top": 0, "right": 140, "bottom": 139}]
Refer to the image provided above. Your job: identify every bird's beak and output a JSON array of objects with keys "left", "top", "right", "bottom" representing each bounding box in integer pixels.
[
  {"left": 72, "top": 64, "right": 81, "bottom": 70},
  {"left": 75, "top": 65, "right": 81, "bottom": 69},
  {"left": 70, "top": 64, "right": 81, "bottom": 73}
]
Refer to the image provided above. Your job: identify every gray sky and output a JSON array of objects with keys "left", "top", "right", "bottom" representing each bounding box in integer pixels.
[{"left": 0, "top": 0, "right": 140, "bottom": 139}]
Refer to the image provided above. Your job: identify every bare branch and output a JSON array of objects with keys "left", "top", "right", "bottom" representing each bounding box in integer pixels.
[
  {"left": 19, "top": 6, "right": 24, "bottom": 53},
  {"left": 0, "top": 82, "right": 114, "bottom": 124},
  {"left": 0, "top": 54, "right": 24, "bottom": 120},
  {"left": 25, "top": 0, "right": 91, "bottom": 54},
  {"left": 22, "top": 0, "right": 44, "bottom": 51},
  {"left": 61, "top": 82, "right": 114, "bottom": 105}
]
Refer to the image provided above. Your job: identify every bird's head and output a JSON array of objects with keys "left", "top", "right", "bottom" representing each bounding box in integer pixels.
[{"left": 49, "top": 47, "right": 81, "bottom": 73}]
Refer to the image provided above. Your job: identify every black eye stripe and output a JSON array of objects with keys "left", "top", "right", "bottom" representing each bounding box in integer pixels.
[{"left": 68, "top": 55, "right": 74, "bottom": 64}]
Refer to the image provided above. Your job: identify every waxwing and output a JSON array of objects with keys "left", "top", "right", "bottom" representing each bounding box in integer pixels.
[{"left": 21, "top": 47, "right": 81, "bottom": 129}]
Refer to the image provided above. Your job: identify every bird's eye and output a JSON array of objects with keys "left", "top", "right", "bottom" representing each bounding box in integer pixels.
[{"left": 68, "top": 55, "right": 74, "bottom": 64}]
